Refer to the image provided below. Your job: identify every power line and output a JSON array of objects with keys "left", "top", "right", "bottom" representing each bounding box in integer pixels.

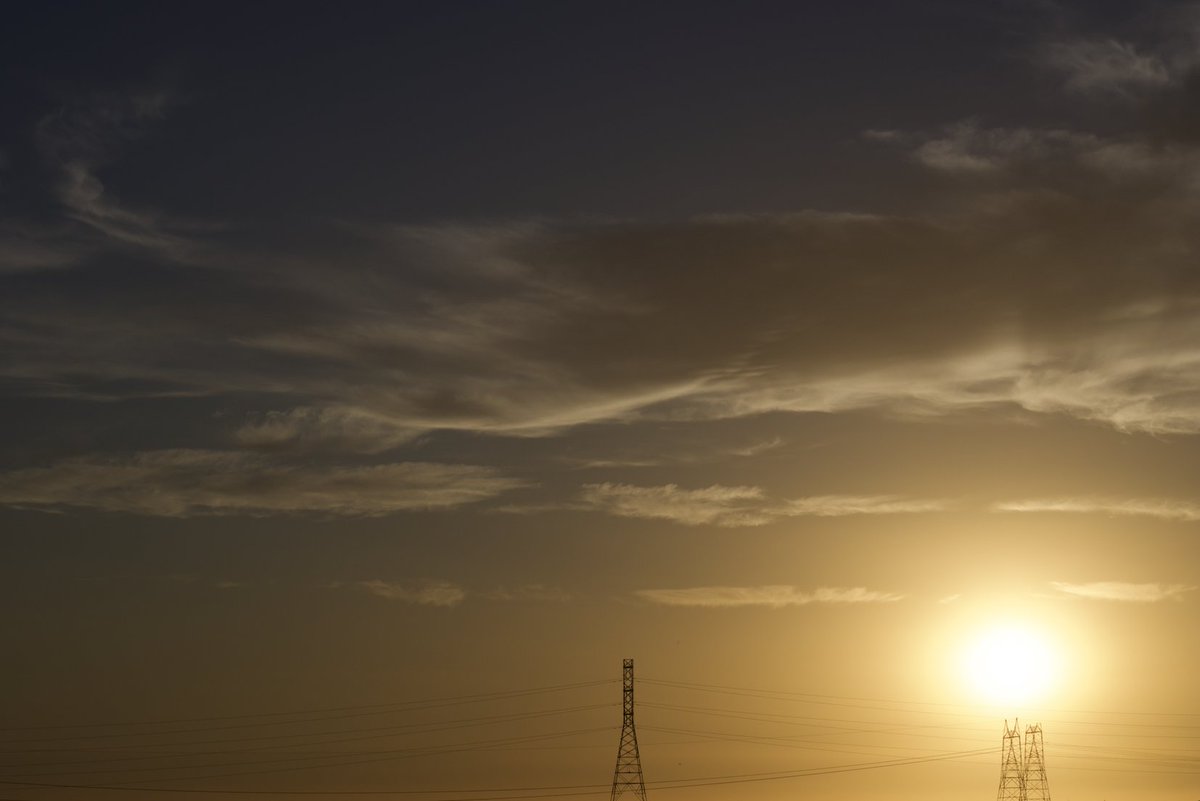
[
  {"left": 8, "top": 669, "right": 1198, "bottom": 800},
  {"left": 0, "top": 727, "right": 616, "bottom": 789},
  {"left": 640, "top": 677, "right": 1200, "bottom": 720},
  {"left": 0, "top": 746, "right": 1001, "bottom": 797},
  {"left": 0, "top": 682, "right": 615, "bottom": 745},
  {"left": 0, "top": 705, "right": 617, "bottom": 776}
]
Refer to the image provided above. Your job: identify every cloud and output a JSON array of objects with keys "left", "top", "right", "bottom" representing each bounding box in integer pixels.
[
  {"left": 359, "top": 579, "right": 466, "bottom": 607},
  {"left": 1049, "top": 581, "right": 1195, "bottom": 602},
  {"left": 993, "top": 497, "right": 1200, "bottom": 522},
  {"left": 9, "top": 206, "right": 1200, "bottom": 441},
  {"left": 234, "top": 406, "right": 417, "bottom": 454},
  {"left": 910, "top": 122, "right": 1090, "bottom": 173},
  {"left": 1036, "top": 27, "right": 1200, "bottom": 144},
  {"left": 726, "top": 437, "right": 786, "bottom": 457},
  {"left": 31, "top": 87, "right": 204, "bottom": 260},
  {"left": 890, "top": 120, "right": 1200, "bottom": 185},
  {"left": 577, "top": 483, "right": 943, "bottom": 527},
  {"left": 634, "top": 585, "right": 904, "bottom": 608},
  {"left": 0, "top": 451, "right": 529, "bottom": 517},
  {"left": 1042, "top": 39, "right": 1171, "bottom": 96},
  {"left": 777, "top": 495, "right": 947, "bottom": 516},
  {"left": 579, "top": 482, "right": 771, "bottom": 526},
  {"left": 11, "top": 57, "right": 1200, "bottom": 451}
]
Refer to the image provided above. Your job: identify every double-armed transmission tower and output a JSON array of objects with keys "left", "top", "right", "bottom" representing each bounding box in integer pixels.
[
  {"left": 997, "top": 719, "right": 1025, "bottom": 801},
  {"left": 610, "top": 659, "right": 648, "bottom": 801},
  {"left": 1023, "top": 724, "right": 1050, "bottom": 801},
  {"left": 996, "top": 719, "right": 1052, "bottom": 801}
]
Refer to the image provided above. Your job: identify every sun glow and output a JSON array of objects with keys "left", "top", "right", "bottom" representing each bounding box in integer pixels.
[{"left": 961, "top": 622, "right": 1062, "bottom": 707}]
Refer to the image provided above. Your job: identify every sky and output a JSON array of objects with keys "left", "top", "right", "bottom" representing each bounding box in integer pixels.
[{"left": 2, "top": 2, "right": 1199, "bottom": 800}]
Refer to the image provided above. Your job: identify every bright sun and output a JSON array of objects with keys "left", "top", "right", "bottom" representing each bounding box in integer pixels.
[{"left": 961, "top": 623, "right": 1062, "bottom": 707}]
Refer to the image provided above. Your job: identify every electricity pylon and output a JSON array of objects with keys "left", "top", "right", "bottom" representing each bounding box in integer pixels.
[
  {"left": 997, "top": 719, "right": 1025, "bottom": 801},
  {"left": 1023, "top": 724, "right": 1051, "bottom": 801},
  {"left": 610, "top": 659, "right": 648, "bottom": 801}
]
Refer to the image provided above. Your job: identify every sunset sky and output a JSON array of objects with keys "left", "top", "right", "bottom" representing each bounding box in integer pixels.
[{"left": 2, "top": 3, "right": 1199, "bottom": 801}]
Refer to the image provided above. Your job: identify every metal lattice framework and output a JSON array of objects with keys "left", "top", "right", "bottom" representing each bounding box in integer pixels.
[
  {"left": 1023, "top": 724, "right": 1051, "bottom": 801},
  {"left": 610, "top": 659, "right": 648, "bottom": 801},
  {"left": 997, "top": 719, "right": 1026, "bottom": 801}
]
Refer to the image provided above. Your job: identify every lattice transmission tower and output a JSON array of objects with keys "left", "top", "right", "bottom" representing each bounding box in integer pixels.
[
  {"left": 610, "top": 659, "right": 648, "bottom": 801},
  {"left": 997, "top": 719, "right": 1025, "bottom": 801},
  {"left": 1023, "top": 724, "right": 1051, "bottom": 801}
]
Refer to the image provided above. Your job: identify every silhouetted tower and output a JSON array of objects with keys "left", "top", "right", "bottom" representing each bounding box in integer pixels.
[
  {"left": 1023, "top": 724, "right": 1051, "bottom": 801},
  {"left": 997, "top": 719, "right": 1025, "bottom": 801},
  {"left": 610, "top": 659, "right": 648, "bottom": 801}
]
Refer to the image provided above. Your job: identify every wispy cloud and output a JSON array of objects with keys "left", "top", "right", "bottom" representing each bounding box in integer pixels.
[
  {"left": 0, "top": 451, "right": 529, "bottom": 517},
  {"left": 910, "top": 122, "right": 1093, "bottom": 173},
  {"left": 579, "top": 482, "right": 771, "bottom": 526},
  {"left": 234, "top": 406, "right": 417, "bottom": 454},
  {"left": 8, "top": 49, "right": 1200, "bottom": 459},
  {"left": 777, "top": 495, "right": 947, "bottom": 516},
  {"left": 726, "top": 437, "right": 786, "bottom": 457},
  {"left": 1042, "top": 39, "right": 1171, "bottom": 96},
  {"left": 635, "top": 585, "right": 904, "bottom": 608},
  {"left": 7, "top": 202, "right": 1200, "bottom": 441},
  {"left": 993, "top": 498, "right": 1200, "bottom": 522},
  {"left": 359, "top": 580, "right": 466, "bottom": 607},
  {"left": 1049, "top": 581, "right": 1195, "bottom": 603},
  {"left": 577, "top": 482, "right": 945, "bottom": 527},
  {"left": 35, "top": 87, "right": 197, "bottom": 255},
  {"left": 884, "top": 119, "right": 1200, "bottom": 185}
]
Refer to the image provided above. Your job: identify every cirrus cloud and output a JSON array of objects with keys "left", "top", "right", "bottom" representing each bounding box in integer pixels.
[
  {"left": 1049, "top": 581, "right": 1196, "bottom": 603},
  {"left": 577, "top": 483, "right": 945, "bottom": 527},
  {"left": 1041, "top": 39, "right": 1171, "bottom": 97},
  {"left": 0, "top": 450, "right": 529, "bottom": 517},
  {"left": 358, "top": 579, "right": 466, "bottom": 607},
  {"left": 634, "top": 585, "right": 905, "bottom": 608},
  {"left": 993, "top": 497, "right": 1200, "bottom": 522}
]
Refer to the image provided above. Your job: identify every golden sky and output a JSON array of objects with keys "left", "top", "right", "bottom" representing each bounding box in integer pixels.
[{"left": 1, "top": 3, "right": 1199, "bottom": 801}]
